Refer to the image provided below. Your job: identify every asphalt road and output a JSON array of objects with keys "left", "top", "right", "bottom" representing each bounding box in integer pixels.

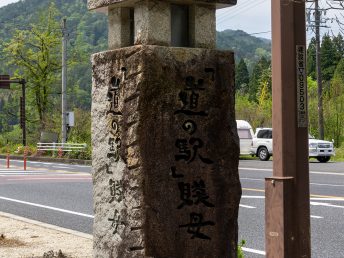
[
  {"left": 0, "top": 158, "right": 343, "bottom": 257},
  {"left": 0, "top": 159, "right": 93, "bottom": 233},
  {"left": 239, "top": 160, "right": 344, "bottom": 258}
]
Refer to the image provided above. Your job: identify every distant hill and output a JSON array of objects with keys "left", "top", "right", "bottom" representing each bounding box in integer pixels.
[
  {"left": 0, "top": 0, "right": 271, "bottom": 110},
  {"left": 217, "top": 29, "right": 271, "bottom": 69}
]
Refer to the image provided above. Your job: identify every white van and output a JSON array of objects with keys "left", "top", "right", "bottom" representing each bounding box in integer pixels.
[{"left": 236, "top": 120, "right": 254, "bottom": 155}]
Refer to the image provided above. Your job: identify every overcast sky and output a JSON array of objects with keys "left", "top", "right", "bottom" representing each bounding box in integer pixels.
[
  {"left": 0, "top": 0, "right": 342, "bottom": 40},
  {"left": 0, "top": 0, "right": 272, "bottom": 37}
]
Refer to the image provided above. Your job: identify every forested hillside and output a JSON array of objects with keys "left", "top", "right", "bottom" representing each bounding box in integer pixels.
[
  {"left": 0, "top": 0, "right": 271, "bottom": 111},
  {"left": 1, "top": 0, "right": 342, "bottom": 160},
  {"left": 0, "top": 0, "right": 107, "bottom": 111},
  {"left": 0, "top": 0, "right": 271, "bottom": 146}
]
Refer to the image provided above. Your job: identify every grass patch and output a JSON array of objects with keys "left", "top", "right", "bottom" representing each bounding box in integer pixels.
[
  {"left": 239, "top": 155, "right": 256, "bottom": 160},
  {"left": 238, "top": 239, "right": 246, "bottom": 258},
  {"left": 333, "top": 146, "right": 344, "bottom": 162}
]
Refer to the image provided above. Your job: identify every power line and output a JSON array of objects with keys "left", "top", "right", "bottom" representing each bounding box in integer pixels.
[
  {"left": 217, "top": 0, "right": 268, "bottom": 27},
  {"left": 216, "top": 0, "right": 253, "bottom": 24}
]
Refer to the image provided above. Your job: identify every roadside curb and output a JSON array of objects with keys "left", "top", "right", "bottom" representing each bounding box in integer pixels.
[
  {"left": 0, "top": 211, "right": 93, "bottom": 240},
  {"left": 0, "top": 155, "right": 91, "bottom": 165}
]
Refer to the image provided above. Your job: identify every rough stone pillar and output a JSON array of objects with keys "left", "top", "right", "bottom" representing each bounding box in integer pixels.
[
  {"left": 92, "top": 46, "right": 241, "bottom": 258},
  {"left": 89, "top": 1, "right": 240, "bottom": 258}
]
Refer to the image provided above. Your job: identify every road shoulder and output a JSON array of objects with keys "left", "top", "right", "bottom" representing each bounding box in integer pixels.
[{"left": 0, "top": 211, "right": 92, "bottom": 258}]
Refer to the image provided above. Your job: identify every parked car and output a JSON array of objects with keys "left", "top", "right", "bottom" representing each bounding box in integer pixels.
[
  {"left": 308, "top": 134, "right": 335, "bottom": 162},
  {"left": 236, "top": 120, "right": 254, "bottom": 155},
  {"left": 250, "top": 128, "right": 273, "bottom": 161},
  {"left": 250, "top": 128, "right": 335, "bottom": 162}
]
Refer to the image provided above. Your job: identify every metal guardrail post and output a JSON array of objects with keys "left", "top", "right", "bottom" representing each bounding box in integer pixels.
[
  {"left": 23, "top": 146, "right": 28, "bottom": 171},
  {"left": 6, "top": 150, "right": 10, "bottom": 168}
]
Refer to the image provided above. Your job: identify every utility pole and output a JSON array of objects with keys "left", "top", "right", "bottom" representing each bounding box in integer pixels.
[
  {"left": 306, "top": 0, "right": 342, "bottom": 140},
  {"left": 61, "top": 18, "right": 67, "bottom": 143},
  {"left": 20, "top": 79, "right": 26, "bottom": 146},
  {"left": 315, "top": 0, "right": 325, "bottom": 140}
]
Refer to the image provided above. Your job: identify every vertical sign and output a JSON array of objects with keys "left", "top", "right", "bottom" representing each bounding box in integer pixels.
[
  {"left": 296, "top": 45, "right": 308, "bottom": 128},
  {"left": 172, "top": 69, "right": 216, "bottom": 241}
]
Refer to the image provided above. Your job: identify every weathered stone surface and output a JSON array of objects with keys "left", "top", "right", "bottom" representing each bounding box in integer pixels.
[
  {"left": 108, "top": 7, "right": 132, "bottom": 48},
  {"left": 189, "top": 5, "right": 216, "bottom": 48},
  {"left": 91, "top": 45, "right": 241, "bottom": 258},
  {"left": 98, "top": 0, "right": 236, "bottom": 49},
  {"left": 88, "top": 0, "right": 237, "bottom": 11},
  {"left": 134, "top": 1, "right": 170, "bottom": 46}
]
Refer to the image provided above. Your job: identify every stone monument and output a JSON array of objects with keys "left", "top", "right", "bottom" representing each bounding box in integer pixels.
[{"left": 89, "top": 1, "right": 241, "bottom": 257}]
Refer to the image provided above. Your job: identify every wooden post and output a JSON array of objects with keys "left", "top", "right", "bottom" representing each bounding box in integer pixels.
[{"left": 266, "top": 0, "right": 311, "bottom": 257}]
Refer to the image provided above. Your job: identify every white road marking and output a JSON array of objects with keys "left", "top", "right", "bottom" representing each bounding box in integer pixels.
[
  {"left": 310, "top": 198, "right": 344, "bottom": 201},
  {"left": 242, "top": 196, "right": 344, "bottom": 202},
  {"left": 0, "top": 196, "right": 94, "bottom": 218},
  {"left": 241, "top": 177, "right": 344, "bottom": 187},
  {"left": 7, "top": 178, "right": 91, "bottom": 181},
  {"left": 242, "top": 247, "right": 266, "bottom": 255},
  {"left": 311, "top": 215, "right": 323, "bottom": 219},
  {"left": 0, "top": 168, "right": 30, "bottom": 171},
  {"left": 3, "top": 160, "right": 74, "bottom": 167},
  {"left": 239, "top": 204, "right": 256, "bottom": 209},
  {"left": 0, "top": 170, "right": 89, "bottom": 176},
  {"left": 240, "top": 167, "right": 271, "bottom": 172},
  {"left": 242, "top": 195, "right": 265, "bottom": 199},
  {"left": 311, "top": 171, "right": 344, "bottom": 176},
  {"left": 2, "top": 159, "right": 90, "bottom": 168},
  {"left": 0, "top": 171, "right": 47, "bottom": 175},
  {"left": 310, "top": 183, "right": 344, "bottom": 187},
  {"left": 52, "top": 166, "right": 72, "bottom": 169},
  {"left": 240, "top": 167, "right": 344, "bottom": 176},
  {"left": 72, "top": 165, "right": 91, "bottom": 168},
  {"left": 311, "top": 202, "right": 344, "bottom": 209},
  {"left": 241, "top": 177, "right": 263, "bottom": 181}
]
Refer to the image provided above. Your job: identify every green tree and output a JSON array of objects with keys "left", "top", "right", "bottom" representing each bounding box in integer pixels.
[
  {"left": 256, "top": 67, "right": 272, "bottom": 127},
  {"left": 325, "top": 58, "right": 344, "bottom": 146},
  {"left": 235, "top": 58, "right": 250, "bottom": 93},
  {"left": 2, "top": 3, "right": 61, "bottom": 129},
  {"left": 307, "top": 76, "right": 319, "bottom": 137},
  {"left": 235, "top": 94, "right": 257, "bottom": 123},
  {"left": 332, "top": 34, "right": 344, "bottom": 60},
  {"left": 307, "top": 37, "right": 316, "bottom": 79},
  {"left": 248, "top": 57, "right": 270, "bottom": 102},
  {"left": 321, "top": 34, "right": 337, "bottom": 82}
]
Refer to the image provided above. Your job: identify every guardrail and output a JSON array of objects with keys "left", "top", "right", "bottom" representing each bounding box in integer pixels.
[{"left": 37, "top": 143, "right": 87, "bottom": 152}]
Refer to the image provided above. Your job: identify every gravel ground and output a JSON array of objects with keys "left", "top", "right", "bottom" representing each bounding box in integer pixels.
[{"left": 0, "top": 212, "right": 92, "bottom": 258}]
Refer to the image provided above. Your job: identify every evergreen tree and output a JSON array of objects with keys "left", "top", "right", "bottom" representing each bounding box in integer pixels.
[
  {"left": 321, "top": 34, "right": 337, "bottom": 81},
  {"left": 248, "top": 56, "right": 270, "bottom": 102},
  {"left": 332, "top": 34, "right": 344, "bottom": 61},
  {"left": 307, "top": 37, "right": 316, "bottom": 80},
  {"left": 235, "top": 58, "right": 249, "bottom": 93}
]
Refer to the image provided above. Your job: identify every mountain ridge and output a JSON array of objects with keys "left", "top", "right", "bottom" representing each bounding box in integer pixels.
[{"left": 0, "top": 0, "right": 271, "bottom": 110}]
